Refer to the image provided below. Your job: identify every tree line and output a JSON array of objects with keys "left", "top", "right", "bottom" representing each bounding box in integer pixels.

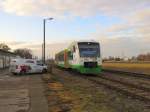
[
  {"left": 136, "top": 53, "right": 150, "bottom": 61},
  {"left": 103, "top": 53, "right": 150, "bottom": 62}
]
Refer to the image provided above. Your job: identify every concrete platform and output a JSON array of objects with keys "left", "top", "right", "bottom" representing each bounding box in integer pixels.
[{"left": 0, "top": 70, "right": 48, "bottom": 112}]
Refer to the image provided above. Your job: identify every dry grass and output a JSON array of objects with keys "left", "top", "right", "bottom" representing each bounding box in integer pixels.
[
  {"left": 102, "top": 62, "right": 150, "bottom": 74},
  {"left": 43, "top": 69, "right": 150, "bottom": 112},
  {"left": 43, "top": 74, "right": 76, "bottom": 112}
]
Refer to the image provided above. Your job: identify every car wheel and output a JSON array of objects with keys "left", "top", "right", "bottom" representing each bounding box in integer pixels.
[
  {"left": 20, "top": 71, "right": 26, "bottom": 75},
  {"left": 12, "top": 73, "right": 17, "bottom": 75},
  {"left": 42, "top": 69, "right": 47, "bottom": 73}
]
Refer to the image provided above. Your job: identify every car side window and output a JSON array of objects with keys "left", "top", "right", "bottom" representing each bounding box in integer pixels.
[
  {"left": 36, "top": 61, "right": 44, "bottom": 66},
  {"left": 26, "top": 60, "right": 35, "bottom": 64},
  {"left": 37, "top": 64, "right": 43, "bottom": 66}
]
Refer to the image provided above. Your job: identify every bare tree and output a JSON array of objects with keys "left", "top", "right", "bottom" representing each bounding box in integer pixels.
[
  {"left": 0, "top": 43, "right": 11, "bottom": 51},
  {"left": 137, "top": 53, "right": 150, "bottom": 61},
  {"left": 14, "top": 48, "right": 33, "bottom": 59}
]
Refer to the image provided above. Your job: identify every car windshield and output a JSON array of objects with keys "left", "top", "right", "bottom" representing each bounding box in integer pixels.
[
  {"left": 36, "top": 61, "right": 43, "bottom": 65},
  {"left": 78, "top": 42, "right": 100, "bottom": 57}
]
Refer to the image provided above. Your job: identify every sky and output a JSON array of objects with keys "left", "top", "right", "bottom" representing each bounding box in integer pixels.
[{"left": 0, "top": 0, "right": 149, "bottom": 58}]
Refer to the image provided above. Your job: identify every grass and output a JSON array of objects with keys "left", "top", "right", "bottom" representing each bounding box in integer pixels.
[
  {"left": 43, "top": 69, "right": 150, "bottom": 112},
  {"left": 102, "top": 62, "right": 150, "bottom": 74}
]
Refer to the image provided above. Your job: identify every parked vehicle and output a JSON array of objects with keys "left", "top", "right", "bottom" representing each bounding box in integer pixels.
[
  {"left": 9, "top": 59, "right": 47, "bottom": 75},
  {"left": 55, "top": 40, "right": 102, "bottom": 74}
]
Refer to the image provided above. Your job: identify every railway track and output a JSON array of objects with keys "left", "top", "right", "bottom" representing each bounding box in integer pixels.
[
  {"left": 102, "top": 69, "right": 150, "bottom": 79},
  {"left": 55, "top": 67, "right": 150, "bottom": 103},
  {"left": 97, "top": 73, "right": 150, "bottom": 92},
  {"left": 88, "top": 76, "right": 150, "bottom": 103}
]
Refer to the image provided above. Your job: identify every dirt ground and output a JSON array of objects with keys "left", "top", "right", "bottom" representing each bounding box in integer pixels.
[
  {"left": 102, "top": 62, "right": 150, "bottom": 74},
  {"left": 43, "top": 68, "right": 150, "bottom": 112}
]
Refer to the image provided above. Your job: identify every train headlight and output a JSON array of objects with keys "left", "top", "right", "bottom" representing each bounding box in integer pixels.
[
  {"left": 80, "top": 59, "right": 84, "bottom": 62},
  {"left": 97, "top": 59, "right": 102, "bottom": 65},
  {"left": 80, "top": 59, "right": 85, "bottom": 64}
]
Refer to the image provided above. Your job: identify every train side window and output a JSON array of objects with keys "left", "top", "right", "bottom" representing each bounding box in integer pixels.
[
  {"left": 58, "top": 53, "right": 64, "bottom": 61},
  {"left": 68, "top": 51, "right": 73, "bottom": 60},
  {"left": 73, "top": 46, "right": 76, "bottom": 52}
]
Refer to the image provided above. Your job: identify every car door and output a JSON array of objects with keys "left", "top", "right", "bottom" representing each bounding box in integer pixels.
[
  {"left": 35, "top": 61, "right": 43, "bottom": 73},
  {"left": 32, "top": 63, "right": 39, "bottom": 73},
  {"left": 25, "top": 60, "right": 36, "bottom": 73},
  {"left": 37, "top": 64, "right": 44, "bottom": 73}
]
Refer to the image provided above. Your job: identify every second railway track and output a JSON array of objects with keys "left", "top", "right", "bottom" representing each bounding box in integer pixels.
[
  {"left": 102, "top": 69, "right": 150, "bottom": 79},
  {"left": 99, "top": 72, "right": 150, "bottom": 92},
  {"left": 54, "top": 67, "right": 150, "bottom": 103},
  {"left": 87, "top": 76, "right": 150, "bottom": 103}
]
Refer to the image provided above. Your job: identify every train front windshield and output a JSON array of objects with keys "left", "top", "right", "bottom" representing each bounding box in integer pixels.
[{"left": 78, "top": 42, "right": 100, "bottom": 57}]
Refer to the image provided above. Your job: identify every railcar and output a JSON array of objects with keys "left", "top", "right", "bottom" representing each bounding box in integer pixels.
[{"left": 55, "top": 40, "right": 102, "bottom": 74}]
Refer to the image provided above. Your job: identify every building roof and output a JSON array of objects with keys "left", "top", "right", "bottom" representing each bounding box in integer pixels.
[{"left": 0, "top": 49, "right": 16, "bottom": 56}]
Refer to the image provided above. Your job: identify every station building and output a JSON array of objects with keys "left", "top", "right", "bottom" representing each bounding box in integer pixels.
[{"left": 0, "top": 49, "right": 16, "bottom": 69}]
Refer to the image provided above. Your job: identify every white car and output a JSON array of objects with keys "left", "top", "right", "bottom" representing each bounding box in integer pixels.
[{"left": 9, "top": 59, "right": 47, "bottom": 75}]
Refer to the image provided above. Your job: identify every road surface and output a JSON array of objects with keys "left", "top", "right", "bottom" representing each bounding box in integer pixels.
[{"left": 0, "top": 69, "right": 48, "bottom": 112}]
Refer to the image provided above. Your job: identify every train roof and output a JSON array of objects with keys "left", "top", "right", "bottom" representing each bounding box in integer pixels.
[
  {"left": 68, "top": 40, "right": 99, "bottom": 47},
  {"left": 77, "top": 40, "right": 98, "bottom": 42},
  {"left": 55, "top": 49, "right": 69, "bottom": 55},
  {"left": 72, "top": 40, "right": 99, "bottom": 43},
  {"left": 55, "top": 40, "right": 100, "bottom": 55}
]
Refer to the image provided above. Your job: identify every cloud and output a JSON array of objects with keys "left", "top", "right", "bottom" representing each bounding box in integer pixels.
[
  {"left": 20, "top": 42, "right": 70, "bottom": 58},
  {"left": 90, "top": 7, "right": 150, "bottom": 57},
  {"left": 1, "top": 0, "right": 38, "bottom": 16},
  {"left": 5, "top": 41, "right": 27, "bottom": 46},
  {"left": 93, "top": 6, "right": 150, "bottom": 43},
  {"left": 1, "top": 0, "right": 149, "bottom": 38},
  {"left": 100, "top": 37, "right": 150, "bottom": 57},
  {"left": 0, "top": 41, "right": 27, "bottom": 51},
  {"left": 0, "top": 41, "right": 24, "bottom": 45},
  {"left": 0, "top": 0, "right": 149, "bottom": 58},
  {"left": 0, "top": 40, "right": 68, "bottom": 58},
  {"left": 1, "top": 0, "right": 149, "bottom": 18}
]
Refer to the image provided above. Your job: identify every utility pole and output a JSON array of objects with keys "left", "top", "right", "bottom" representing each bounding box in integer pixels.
[
  {"left": 43, "top": 18, "right": 53, "bottom": 64},
  {"left": 43, "top": 19, "right": 46, "bottom": 64}
]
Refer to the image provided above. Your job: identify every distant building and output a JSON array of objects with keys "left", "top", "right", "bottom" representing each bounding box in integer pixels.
[
  {"left": 123, "top": 57, "right": 129, "bottom": 61},
  {"left": 0, "top": 49, "right": 16, "bottom": 69}
]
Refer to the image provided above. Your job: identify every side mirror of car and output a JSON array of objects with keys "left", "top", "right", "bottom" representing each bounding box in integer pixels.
[{"left": 37, "top": 64, "right": 44, "bottom": 66}]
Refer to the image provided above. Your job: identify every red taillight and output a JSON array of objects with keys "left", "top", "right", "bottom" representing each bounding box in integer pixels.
[
  {"left": 20, "top": 65, "right": 31, "bottom": 70},
  {"left": 20, "top": 65, "right": 26, "bottom": 69},
  {"left": 20, "top": 65, "right": 27, "bottom": 72}
]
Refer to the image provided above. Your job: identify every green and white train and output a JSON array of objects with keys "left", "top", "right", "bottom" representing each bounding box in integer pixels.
[{"left": 55, "top": 40, "right": 102, "bottom": 74}]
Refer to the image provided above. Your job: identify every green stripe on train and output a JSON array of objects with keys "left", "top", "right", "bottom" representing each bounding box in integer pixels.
[
  {"left": 57, "top": 63, "right": 102, "bottom": 74},
  {"left": 58, "top": 64, "right": 65, "bottom": 68},
  {"left": 71, "top": 64, "right": 102, "bottom": 74}
]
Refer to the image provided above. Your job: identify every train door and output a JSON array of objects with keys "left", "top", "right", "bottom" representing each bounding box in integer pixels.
[
  {"left": 64, "top": 50, "right": 70, "bottom": 68},
  {"left": 72, "top": 44, "right": 79, "bottom": 65}
]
